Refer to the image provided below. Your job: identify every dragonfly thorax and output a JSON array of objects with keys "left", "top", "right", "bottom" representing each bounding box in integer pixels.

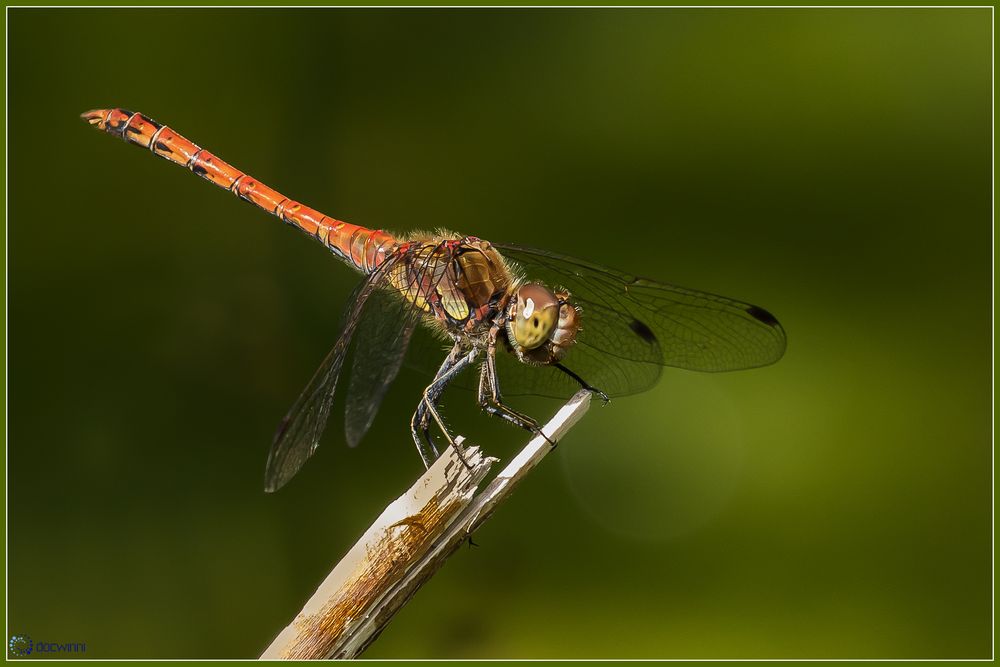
[{"left": 505, "top": 283, "right": 579, "bottom": 366}]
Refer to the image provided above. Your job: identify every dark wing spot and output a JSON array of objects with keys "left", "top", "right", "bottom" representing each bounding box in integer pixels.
[
  {"left": 746, "top": 305, "right": 780, "bottom": 328},
  {"left": 629, "top": 319, "right": 657, "bottom": 344}
]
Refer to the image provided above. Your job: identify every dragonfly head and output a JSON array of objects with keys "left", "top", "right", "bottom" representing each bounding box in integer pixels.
[{"left": 506, "top": 283, "right": 579, "bottom": 365}]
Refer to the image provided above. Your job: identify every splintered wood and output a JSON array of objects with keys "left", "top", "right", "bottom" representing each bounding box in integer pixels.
[{"left": 261, "top": 390, "right": 592, "bottom": 660}]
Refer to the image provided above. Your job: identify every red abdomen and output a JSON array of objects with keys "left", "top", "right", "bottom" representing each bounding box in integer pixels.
[{"left": 82, "top": 108, "right": 397, "bottom": 274}]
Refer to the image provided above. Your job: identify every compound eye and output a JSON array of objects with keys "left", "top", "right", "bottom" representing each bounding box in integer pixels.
[{"left": 511, "top": 284, "right": 559, "bottom": 350}]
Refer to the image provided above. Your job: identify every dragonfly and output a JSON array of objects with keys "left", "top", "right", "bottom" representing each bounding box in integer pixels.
[{"left": 82, "top": 108, "right": 787, "bottom": 492}]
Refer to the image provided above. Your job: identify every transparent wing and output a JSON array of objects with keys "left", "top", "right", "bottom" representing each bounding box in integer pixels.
[
  {"left": 264, "top": 259, "right": 399, "bottom": 492},
  {"left": 495, "top": 243, "right": 786, "bottom": 391},
  {"left": 402, "top": 243, "right": 785, "bottom": 400},
  {"left": 266, "top": 240, "right": 476, "bottom": 486},
  {"left": 343, "top": 285, "right": 420, "bottom": 448}
]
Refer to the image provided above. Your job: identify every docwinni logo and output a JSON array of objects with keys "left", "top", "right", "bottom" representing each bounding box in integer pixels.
[
  {"left": 9, "top": 635, "right": 32, "bottom": 657},
  {"left": 9, "top": 634, "right": 86, "bottom": 657}
]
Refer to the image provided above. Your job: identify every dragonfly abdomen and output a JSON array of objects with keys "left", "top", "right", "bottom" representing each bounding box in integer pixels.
[{"left": 82, "top": 108, "right": 397, "bottom": 274}]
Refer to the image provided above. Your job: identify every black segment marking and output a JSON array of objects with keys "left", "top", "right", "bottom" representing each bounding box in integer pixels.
[
  {"left": 629, "top": 318, "right": 657, "bottom": 344},
  {"left": 746, "top": 305, "right": 779, "bottom": 328},
  {"left": 153, "top": 140, "right": 172, "bottom": 154},
  {"left": 191, "top": 163, "right": 208, "bottom": 177}
]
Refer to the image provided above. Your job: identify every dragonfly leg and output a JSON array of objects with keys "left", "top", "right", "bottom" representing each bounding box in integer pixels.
[
  {"left": 410, "top": 345, "right": 479, "bottom": 468},
  {"left": 408, "top": 413, "right": 438, "bottom": 469},
  {"left": 411, "top": 341, "right": 466, "bottom": 453},
  {"left": 412, "top": 343, "right": 462, "bottom": 434},
  {"left": 410, "top": 344, "right": 462, "bottom": 467},
  {"left": 421, "top": 348, "right": 480, "bottom": 450},
  {"left": 554, "top": 362, "right": 611, "bottom": 405},
  {"left": 477, "top": 343, "right": 556, "bottom": 447}
]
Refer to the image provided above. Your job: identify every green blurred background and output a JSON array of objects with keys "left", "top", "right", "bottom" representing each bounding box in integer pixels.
[{"left": 7, "top": 7, "right": 991, "bottom": 659}]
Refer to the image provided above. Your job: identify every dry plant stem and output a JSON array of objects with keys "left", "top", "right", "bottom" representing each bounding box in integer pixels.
[
  {"left": 260, "top": 389, "right": 592, "bottom": 660},
  {"left": 259, "top": 439, "right": 494, "bottom": 660}
]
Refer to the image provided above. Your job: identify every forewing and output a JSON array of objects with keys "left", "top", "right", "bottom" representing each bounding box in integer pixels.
[
  {"left": 343, "top": 285, "right": 419, "bottom": 448},
  {"left": 264, "top": 261, "right": 397, "bottom": 492},
  {"left": 495, "top": 243, "right": 786, "bottom": 396}
]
